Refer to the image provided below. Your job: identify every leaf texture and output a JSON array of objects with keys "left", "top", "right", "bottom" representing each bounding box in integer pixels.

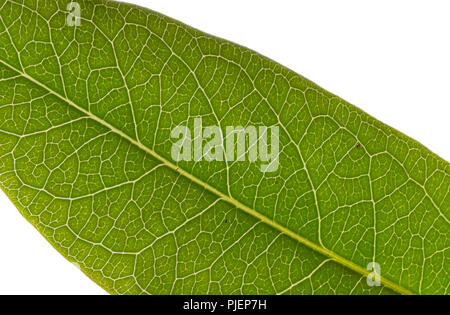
[{"left": 0, "top": 0, "right": 448, "bottom": 294}]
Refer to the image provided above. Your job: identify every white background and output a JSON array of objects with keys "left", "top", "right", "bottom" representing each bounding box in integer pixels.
[{"left": 0, "top": 0, "right": 448, "bottom": 295}]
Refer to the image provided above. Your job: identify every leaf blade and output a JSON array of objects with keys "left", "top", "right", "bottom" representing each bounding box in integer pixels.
[{"left": 0, "top": 0, "right": 448, "bottom": 294}]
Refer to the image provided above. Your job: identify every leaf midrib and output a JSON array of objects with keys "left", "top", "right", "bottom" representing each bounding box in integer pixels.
[{"left": 0, "top": 57, "right": 414, "bottom": 295}]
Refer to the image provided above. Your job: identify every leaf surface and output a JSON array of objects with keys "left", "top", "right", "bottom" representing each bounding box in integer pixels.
[{"left": 0, "top": 0, "right": 448, "bottom": 295}]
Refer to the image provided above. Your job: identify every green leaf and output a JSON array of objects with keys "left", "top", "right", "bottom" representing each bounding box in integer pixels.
[{"left": 0, "top": 0, "right": 448, "bottom": 295}]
